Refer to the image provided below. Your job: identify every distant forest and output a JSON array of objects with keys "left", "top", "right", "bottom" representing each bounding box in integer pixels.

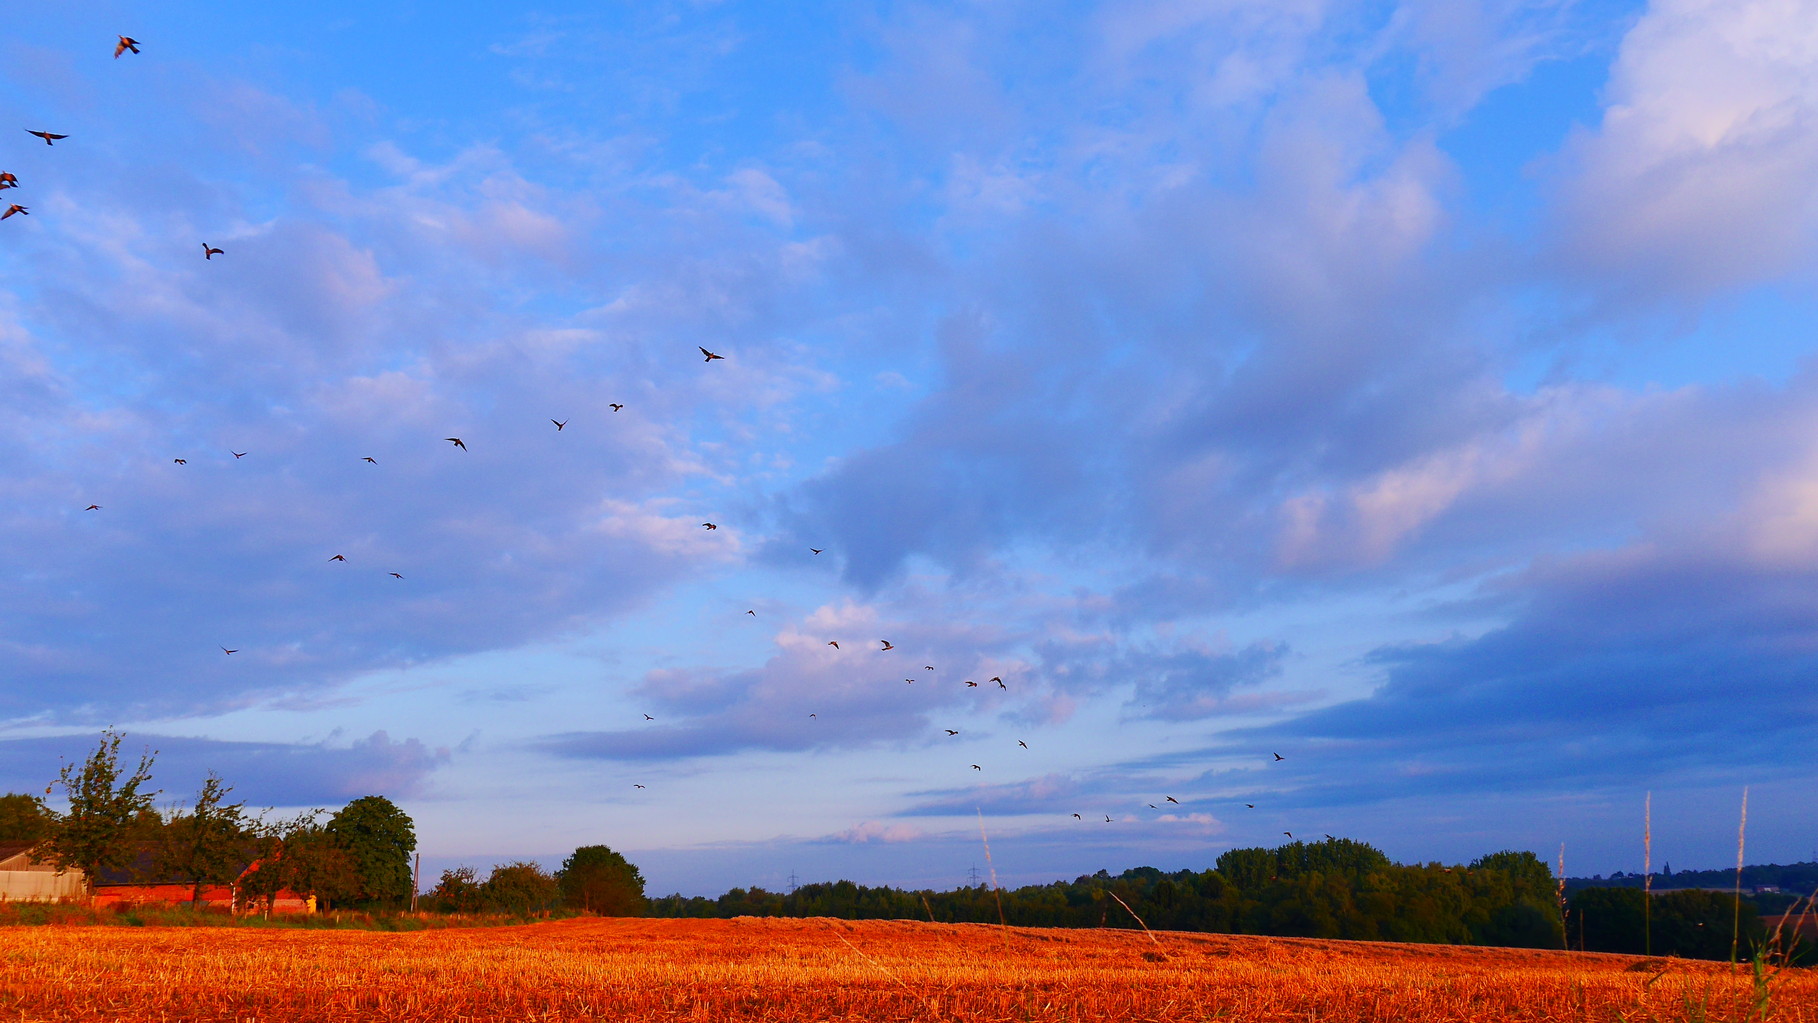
[{"left": 652, "top": 839, "right": 1810, "bottom": 962}]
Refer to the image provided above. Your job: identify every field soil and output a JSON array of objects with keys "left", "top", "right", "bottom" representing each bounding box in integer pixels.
[{"left": 2, "top": 915, "right": 1813, "bottom": 1022}]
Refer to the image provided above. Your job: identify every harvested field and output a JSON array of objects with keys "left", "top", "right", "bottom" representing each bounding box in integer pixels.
[{"left": 2, "top": 916, "right": 1812, "bottom": 1022}]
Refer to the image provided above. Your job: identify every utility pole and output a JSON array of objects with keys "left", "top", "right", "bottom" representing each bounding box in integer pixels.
[
  {"left": 967, "top": 864, "right": 982, "bottom": 887},
  {"left": 411, "top": 852, "right": 421, "bottom": 913},
  {"left": 787, "top": 870, "right": 800, "bottom": 894}
]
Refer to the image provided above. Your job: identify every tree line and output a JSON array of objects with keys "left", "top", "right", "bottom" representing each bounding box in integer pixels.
[{"left": 651, "top": 839, "right": 1792, "bottom": 961}]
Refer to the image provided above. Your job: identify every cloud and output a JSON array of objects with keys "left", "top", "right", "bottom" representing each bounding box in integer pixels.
[
  {"left": 823, "top": 821, "right": 923, "bottom": 844},
  {"left": 1547, "top": 0, "right": 1818, "bottom": 303},
  {"left": 0, "top": 729, "right": 450, "bottom": 808}
]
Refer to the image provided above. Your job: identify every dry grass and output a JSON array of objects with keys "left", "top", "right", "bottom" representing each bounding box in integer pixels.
[{"left": 2, "top": 915, "right": 1813, "bottom": 1022}]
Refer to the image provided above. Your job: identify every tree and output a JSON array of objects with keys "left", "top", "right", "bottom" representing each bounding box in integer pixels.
[
  {"left": 429, "top": 865, "right": 485, "bottom": 913},
  {"left": 326, "top": 796, "right": 416, "bottom": 907},
  {"left": 240, "top": 810, "right": 360, "bottom": 913},
  {"left": 154, "top": 772, "right": 254, "bottom": 904},
  {"left": 484, "top": 861, "right": 561, "bottom": 915},
  {"left": 0, "top": 792, "right": 52, "bottom": 842},
  {"left": 558, "top": 845, "right": 648, "bottom": 915},
  {"left": 45, "top": 729, "right": 159, "bottom": 896}
]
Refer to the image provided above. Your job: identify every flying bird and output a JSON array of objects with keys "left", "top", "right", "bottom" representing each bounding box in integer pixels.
[
  {"left": 699, "top": 346, "right": 725, "bottom": 362},
  {"left": 1284, "top": 832, "right": 1293, "bottom": 838},
  {"left": 1165, "top": 796, "right": 1180, "bottom": 804},
  {"left": 633, "top": 784, "right": 645, "bottom": 789},
  {"left": 827, "top": 641, "right": 839, "bottom": 649},
  {"left": 924, "top": 665, "right": 935, "bottom": 671},
  {"left": 26, "top": 131, "right": 67, "bottom": 146},
  {"left": 1325, "top": 835, "right": 1335, "bottom": 841},
  {"left": 971, "top": 765, "right": 982, "bottom": 771},
  {"left": 746, "top": 610, "right": 755, "bottom": 615},
  {"left": 114, "top": 36, "right": 140, "bottom": 57},
  {"left": 1072, "top": 813, "right": 1082, "bottom": 820},
  {"left": 445, "top": 437, "right": 466, "bottom": 450},
  {"left": 904, "top": 678, "right": 915, "bottom": 684},
  {"left": 231, "top": 451, "right": 246, "bottom": 459},
  {"left": 609, "top": 403, "right": 623, "bottom": 412},
  {"left": 1245, "top": 804, "right": 1256, "bottom": 809},
  {"left": 0, "top": 172, "right": 17, "bottom": 189},
  {"left": 880, "top": 640, "right": 894, "bottom": 651},
  {"left": 808, "top": 713, "right": 816, "bottom": 718},
  {"left": 362, "top": 456, "right": 377, "bottom": 464},
  {"left": 203, "top": 243, "right": 223, "bottom": 259},
  {"left": 3, "top": 205, "right": 28, "bottom": 220},
  {"left": 810, "top": 548, "right": 823, "bottom": 555},
  {"left": 1017, "top": 741, "right": 1027, "bottom": 749},
  {"left": 221, "top": 646, "right": 237, "bottom": 655},
  {"left": 172, "top": 458, "right": 186, "bottom": 464},
  {"left": 1149, "top": 804, "right": 1158, "bottom": 809},
  {"left": 1104, "top": 816, "right": 1113, "bottom": 823},
  {"left": 992, "top": 676, "right": 1006, "bottom": 689},
  {"left": 1273, "top": 752, "right": 1284, "bottom": 761},
  {"left": 643, "top": 714, "right": 654, "bottom": 721},
  {"left": 944, "top": 729, "right": 958, "bottom": 736},
  {"left": 84, "top": 504, "right": 100, "bottom": 511},
  {"left": 965, "top": 680, "right": 978, "bottom": 687},
  {"left": 551, "top": 419, "right": 567, "bottom": 431},
  {"left": 389, "top": 573, "right": 403, "bottom": 579},
  {"left": 329, "top": 554, "right": 346, "bottom": 562}
]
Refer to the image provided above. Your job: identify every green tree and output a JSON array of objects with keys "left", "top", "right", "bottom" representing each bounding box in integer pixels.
[
  {"left": 429, "top": 865, "right": 485, "bottom": 913},
  {"left": 155, "top": 772, "right": 254, "bottom": 904},
  {"left": 326, "top": 796, "right": 416, "bottom": 906},
  {"left": 45, "top": 729, "right": 159, "bottom": 896},
  {"left": 484, "top": 861, "right": 561, "bottom": 915},
  {"left": 0, "top": 792, "right": 52, "bottom": 842},
  {"left": 240, "top": 810, "right": 360, "bottom": 913},
  {"left": 558, "top": 844, "right": 648, "bottom": 915}
]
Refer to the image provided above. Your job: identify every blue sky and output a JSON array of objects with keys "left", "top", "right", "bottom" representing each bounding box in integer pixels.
[{"left": 5, "top": 0, "right": 1818, "bottom": 897}]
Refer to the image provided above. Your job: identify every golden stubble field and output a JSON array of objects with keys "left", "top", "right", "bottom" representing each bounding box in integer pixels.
[{"left": 2, "top": 916, "right": 1813, "bottom": 1022}]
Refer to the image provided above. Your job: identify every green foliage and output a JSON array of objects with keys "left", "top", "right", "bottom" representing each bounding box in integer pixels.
[
  {"left": 44, "top": 729, "right": 160, "bottom": 894},
  {"left": 484, "top": 861, "right": 561, "bottom": 915},
  {"left": 557, "top": 845, "right": 648, "bottom": 916},
  {"left": 240, "top": 810, "right": 360, "bottom": 912},
  {"left": 326, "top": 796, "right": 416, "bottom": 907},
  {"left": 0, "top": 792, "right": 52, "bottom": 842},
  {"left": 429, "top": 865, "right": 485, "bottom": 913},
  {"left": 153, "top": 772, "right": 254, "bottom": 903}
]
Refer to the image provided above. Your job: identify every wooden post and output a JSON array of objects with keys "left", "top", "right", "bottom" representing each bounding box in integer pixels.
[{"left": 412, "top": 852, "right": 421, "bottom": 914}]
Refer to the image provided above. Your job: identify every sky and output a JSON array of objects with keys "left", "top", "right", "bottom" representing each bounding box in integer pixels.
[{"left": 3, "top": 0, "right": 1817, "bottom": 898}]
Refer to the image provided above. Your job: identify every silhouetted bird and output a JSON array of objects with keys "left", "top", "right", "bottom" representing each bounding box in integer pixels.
[
  {"left": 924, "top": 665, "right": 935, "bottom": 671},
  {"left": 634, "top": 784, "right": 645, "bottom": 789},
  {"left": 84, "top": 504, "right": 100, "bottom": 511},
  {"left": 1245, "top": 804, "right": 1255, "bottom": 809},
  {"left": 551, "top": 419, "right": 567, "bottom": 430},
  {"left": 203, "top": 243, "right": 223, "bottom": 259},
  {"left": 1072, "top": 813, "right": 1082, "bottom": 820},
  {"left": 363, "top": 457, "right": 377, "bottom": 463},
  {"left": 1104, "top": 816, "right": 1113, "bottom": 823},
  {"left": 231, "top": 451, "right": 245, "bottom": 459},
  {"left": 904, "top": 679, "right": 915, "bottom": 684},
  {"left": 445, "top": 437, "right": 466, "bottom": 450},
  {"left": 172, "top": 458, "right": 186, "bottom": 464},
  {"left": 699, "top": 346, "right": 725, "bottom": 362},
  {"left": 643, "top": 714, "right": 654, "bottom": 721},
  {"left": 993, "top": 677, "right": 1006, "bottom": 689},
  {"left": 1284, "top": 832, "right": 1293, "bottom": 838},
  {"left": 810, "top": 548, "right": 823, "bottom": 555},
  {"left": 880, "top": 640, "right": 894, "bottom": 651},
  {"left": 944, "top": 729, "right": 958, "bottom": 736},
  {"left": 389, "top": 573, "right": 403, "bottom": 579},
  {"left": 827, "top": 641, "right": 839, "bottom": 649},
  {"left": 26, "top": 131, "right": 67, "bottom": 146},
  {"left": 702, "top": 522, "right": 717, "bottom": 530},
  {"left": 1149, "top": 804, "right": 1158, "bottom": 809},
  {"left": 610, "top": 403, "right": 623, "bottom": 411},
  {"left": 114, "top": 36, "right": 140, "bottom": 57},
  {"left": 221, "top": 646, "right": 237, "bottom": 655},
  {"left": 965, "top": 680, "right": 978, "bottom": 687},
  {"left": 1273, "top": 752, "right": 1284, "bottom": 761},
  {"left": 1017, "top": 741, "right": 1027, "bottom": 749},
  {"left": 1, "top": 204, "right": 25, "bottom": 220},
  {"left": 746, "top": 610, "right": 756, "bottom": 615},
  {"left": 1325, "top": 834, "right": 1335, "bottom": 841},
  {"left": 0, "top": 172, "right": 16, "bottom": 189},
  {"left": 329, "top": 555, "right": 346, "bottom": 562},
  {"left": 971, "top": 765, "right": 981, "bottom": 771}
]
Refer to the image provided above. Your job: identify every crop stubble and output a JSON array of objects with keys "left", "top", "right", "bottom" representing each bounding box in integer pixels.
[{"left": 2, "top": 916, "right": 1812, "bottom": 1022}]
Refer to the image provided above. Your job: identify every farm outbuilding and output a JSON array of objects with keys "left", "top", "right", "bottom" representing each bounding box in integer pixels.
[
  {"left": 0, "top": 841, "right": 84, "bottom": 902},
  {"left": 91, "top": 850, "right": 313, "bottom": 914}
]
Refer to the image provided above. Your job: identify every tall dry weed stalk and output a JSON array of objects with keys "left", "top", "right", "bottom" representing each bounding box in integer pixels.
[
  {"left": 1734, "top": 785, "right": 1749, "bottom": 965},
  {"left": 1556, "top": 843, "right": 1568, "bottom": 951},
  {"left": 1645, "top": 790, "right": 1653, "bottom": 957}
]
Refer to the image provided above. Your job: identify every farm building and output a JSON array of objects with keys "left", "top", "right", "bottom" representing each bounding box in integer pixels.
[
  {"left": 0, "top": 841, "right": 84, "bottom": 902},
  {"left": 91, "top": 849, "right": 313, "bottom": 914}
]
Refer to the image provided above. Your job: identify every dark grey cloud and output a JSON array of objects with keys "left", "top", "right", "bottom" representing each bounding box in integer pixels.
[{"left": 0, "top": 729, "right": 450, "bottom": 808}]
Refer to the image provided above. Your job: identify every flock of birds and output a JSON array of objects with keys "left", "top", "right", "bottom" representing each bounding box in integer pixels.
[{"left": 11, "top": 34, "right": 1306, "bottom": 848}]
